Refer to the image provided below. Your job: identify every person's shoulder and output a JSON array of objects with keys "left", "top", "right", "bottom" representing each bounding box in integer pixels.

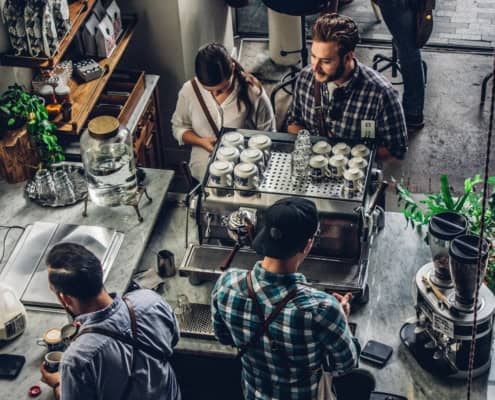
[
  {"left": 357, "top": 62, "right": 394, "bottom": 93},
  {"left": 214, "top": 268, "right": 248, "bottom": 293},
  {"left": 178, "top": 79, "right": 195, "bottom": 96},
  {"left": 293, "top": 285, "right": 340, "bottom": 313},
  {"left": 126, "top": 289, "right": 169, "bottom": 309}
]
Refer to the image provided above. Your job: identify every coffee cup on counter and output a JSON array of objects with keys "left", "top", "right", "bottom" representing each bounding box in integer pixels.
[
  {"left": 221, "top": 132, "right": 245, "bottom": 152},
  {"left": 343, "top": 167, "right": 364, "bottom": 192},
  {"left": 240, "top": 148, "right": 265, "bottom": 174},
  {"left": 234, "top": 162, "right": 260, "bottom": 196},
  {"left": 332, "top": 142, "right": 351, "bottom": 157},
  {"left": 312, "top": 140, "right": 332, "bottom": 158},
  {"left": 348, "top": 156, "right": 368, "bottom": 173},
  {"left": 351, "top": 144, "right": 370, "bottom": 159},
  {"left": 209, "top": 161, "right": 234, "bottom": 197},
  {"left": 216, "top": 146, "right": 240, "bottom": 167},
  {"left": 37, "top": 328, "right": 65, "bottom": 352},
  {"left": 44, "top": 351, "right": 63, "bottom": 373},
  {"left": 328, "top": 154, "right": 348, "bottom": 178},
  {"left": 309, "top": 155, "right": 331, "bottom": 183},
  {"left": 61, "top": 323, "right": 78, "bottom": 347},
  {"left": 248, "top": 134, "right": 272, "bottom": 162}
]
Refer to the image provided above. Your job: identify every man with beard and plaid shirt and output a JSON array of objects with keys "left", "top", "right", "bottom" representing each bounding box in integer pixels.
[
  {"left": 288, "top": 13, "right": 408, "bottom": 160},
  {"left": 211, "top": 198, "right": 370, "bottom": 400}
]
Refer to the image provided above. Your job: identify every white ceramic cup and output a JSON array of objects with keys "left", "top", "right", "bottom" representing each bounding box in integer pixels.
[
  {"left": 348, "top": 156, "right": 368, "bottom": 172},
  {"left": 309, "top": 155, "right": 331, "bottom": 183},
  {"left": 248, "top": 134, "right": 272, "bottom": 162},
  {"left": 44, "top": 351, "right": 63, "bottom": 373},
  {"left": 234, "top": 162, "right": 260, "bottom": 193},
  {"left": 332, "top": 142, "right": 351, "bottom": 157},
  {"left": 221, "top": 132, "right": 245, "bottom": 152},
  {"left": 312, "top": 140, "right": 332, "bottom": 157},
  {"left": 240, "top": 148, "right": 265, "bottom": 173},
  {"left": 351, "top": 144, "right": 370, "bottom": 159},
  {"left": 209, "top": 161, "right": 233, "bottom": 196},
  {"left": 328, "top": 154, "right": 349, "bottom": 178},
  {"left": 343, "top": 167, "right": 364, "bottom": 192},
  {"left": 216, "top": 146, "right": 240, "bottom": 167}
]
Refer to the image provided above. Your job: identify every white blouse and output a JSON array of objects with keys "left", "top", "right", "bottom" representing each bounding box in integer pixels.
[{"left": 171, "top": 77, "right": 276, "bottom": 181}]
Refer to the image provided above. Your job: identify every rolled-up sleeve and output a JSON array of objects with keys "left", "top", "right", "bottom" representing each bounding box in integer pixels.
[
  {"left": 171, "top": 83, "right": 193, "bottom": 146},
  {"left": 377, "top": 88, "right": 408, "bottom": 159},
  {"left": 313, "top": 300, "right": 360, "bottom": 377}
]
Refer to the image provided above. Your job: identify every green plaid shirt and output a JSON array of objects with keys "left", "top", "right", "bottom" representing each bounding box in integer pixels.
[{"left": 211, "top": 262, "right": 360, "bottom": 400}]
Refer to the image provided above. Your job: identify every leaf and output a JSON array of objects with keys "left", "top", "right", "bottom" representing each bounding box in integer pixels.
[{"left": 440, "top": 174, "right": 455, "bottom": 209}]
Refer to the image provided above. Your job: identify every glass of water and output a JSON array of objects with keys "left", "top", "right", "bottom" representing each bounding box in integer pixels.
[{"left": 291, "top": 149, "right": 309, "bottom": 180}]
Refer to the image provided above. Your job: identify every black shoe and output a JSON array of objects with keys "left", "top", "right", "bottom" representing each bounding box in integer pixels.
[
  {"left": 405, "top": 114, "right": 424, "bottom": 133},
  {"left": 333, "top": 368, "right": 376, "bottom": 400}
]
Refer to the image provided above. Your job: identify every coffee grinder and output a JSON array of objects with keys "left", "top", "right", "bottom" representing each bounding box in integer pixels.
[{"left": 401, "top": 212, "right": 495, "bottom": 379}]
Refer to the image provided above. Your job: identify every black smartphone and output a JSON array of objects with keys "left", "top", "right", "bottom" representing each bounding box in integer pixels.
[
  {"left": 360, "top": 340, "right": 393, "bottom": 368},
  {"left": 0, "top": 354, "right": 25, "bottom": 379}
]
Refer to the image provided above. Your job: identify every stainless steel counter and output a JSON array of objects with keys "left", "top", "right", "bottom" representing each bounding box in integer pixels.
[{"left": 0, "top": 168, "right": 173, "bottom": 400}]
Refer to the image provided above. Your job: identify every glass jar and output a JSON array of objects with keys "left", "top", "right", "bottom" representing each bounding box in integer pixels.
[
  {"left": 54, "top": 84, "right": 71, "bottom": 104},
  {"left": 80, "top": 116, "right": 137, "bottom": 207}
]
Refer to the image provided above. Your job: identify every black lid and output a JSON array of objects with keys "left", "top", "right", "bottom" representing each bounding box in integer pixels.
[
  {"left": 449, "top": 234, "right": 489, "bottom": 264},
  {"left": 429, "top": 212, "right": 467, "bottom": 241}
]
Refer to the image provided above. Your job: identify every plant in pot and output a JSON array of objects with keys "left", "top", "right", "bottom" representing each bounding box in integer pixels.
[
  {"left": 0, "top": 84, "right": 64, "bottom": 165},
  {"left": 395, "top": 174, "right": 495, "bottom": 292}
]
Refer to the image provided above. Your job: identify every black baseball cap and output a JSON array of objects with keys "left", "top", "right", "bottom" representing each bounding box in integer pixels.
[{"left": 253, "top": 197, "right": 319, "bottom": 260}]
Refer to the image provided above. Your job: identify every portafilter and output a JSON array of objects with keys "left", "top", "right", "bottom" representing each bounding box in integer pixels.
[{"left": 220, "top": 209, "right": 256, "bottom": 271}]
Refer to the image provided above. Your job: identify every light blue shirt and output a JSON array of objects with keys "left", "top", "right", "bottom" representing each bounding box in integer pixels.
[{"left": 60, "top": 290, "right": 181, "bottom": 400}]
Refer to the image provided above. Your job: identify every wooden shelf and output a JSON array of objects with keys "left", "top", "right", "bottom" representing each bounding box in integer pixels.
[
  {"left": 0, "top": 0, "right": 96, "bottom": 69},
  {"left": 55, "top": 15, "right": 138, "bottom": 135}
]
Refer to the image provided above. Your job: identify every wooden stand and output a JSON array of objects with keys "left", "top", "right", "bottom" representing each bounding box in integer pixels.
[{"left": 0, "top": 127, "right": 39, "bottom": 183}]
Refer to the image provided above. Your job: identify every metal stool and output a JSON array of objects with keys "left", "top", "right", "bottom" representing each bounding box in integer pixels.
[{"left": 480, "top": 72, "right": 493, "bottom": 107}]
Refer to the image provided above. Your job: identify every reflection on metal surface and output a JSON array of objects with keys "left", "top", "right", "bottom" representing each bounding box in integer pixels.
[
  {"left": 0, "top": 222, "right": 124, "bottom": 309},
  {"left": 178, "top": 303, "right": 215, "bottom": 339}
]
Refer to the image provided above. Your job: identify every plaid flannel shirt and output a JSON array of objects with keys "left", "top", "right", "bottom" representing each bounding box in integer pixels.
[
  {"left": 211, "top": 262, "right": 360, "bottom": 400},
  {"left": 287, "top": 61, "right": 408, "bottom": 158}
]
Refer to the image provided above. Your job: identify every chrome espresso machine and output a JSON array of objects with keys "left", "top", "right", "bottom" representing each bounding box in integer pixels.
[
  {"left": 178, "top": 129, "right": 386, "bottom": 338},
  {"left": 400, "top": 212, "right": 495, "bottom": 379}
]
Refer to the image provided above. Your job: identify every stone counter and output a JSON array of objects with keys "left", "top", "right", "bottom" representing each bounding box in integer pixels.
[{"left": 0, "top": 168, "right": 173, "bottom": 400}]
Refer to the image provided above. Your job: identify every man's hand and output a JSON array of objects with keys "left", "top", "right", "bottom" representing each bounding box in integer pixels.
[
  {"left": 40, "top": 362, "right": 60, "bottom": 388},
  {"left": 199, "top": 136, "right": 217, "bottom": 153},
  {"left": 332, "top": 292, "right": 352, "bottom": 321}
]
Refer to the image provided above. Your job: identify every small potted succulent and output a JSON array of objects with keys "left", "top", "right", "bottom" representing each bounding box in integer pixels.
[{"left": 395, "top": 174, "right": 495, "bottom": 292}]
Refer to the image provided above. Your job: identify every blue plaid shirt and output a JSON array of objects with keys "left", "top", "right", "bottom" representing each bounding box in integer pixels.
[
  {"left": 211, "top": 262, "right": 360, "bottom": 400},
  {"left": 288, "top": 61, "right": 408, "bottom": 158}
]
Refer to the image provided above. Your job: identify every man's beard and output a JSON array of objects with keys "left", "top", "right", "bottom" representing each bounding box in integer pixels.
[{"left": 315, "top": 57, "right": 346, "bottom": 83}]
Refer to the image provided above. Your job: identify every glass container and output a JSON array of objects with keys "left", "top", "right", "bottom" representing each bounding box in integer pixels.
[
  {"left": 35, "top": 169, "right": 56, "bottom": 202},
  {"left": 80, "top": 116, "right": 137, "bottom": 207}
]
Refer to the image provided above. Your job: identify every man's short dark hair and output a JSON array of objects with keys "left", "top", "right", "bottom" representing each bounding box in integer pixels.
[
  {"left": 312, "top": 13, "right": 360, "bottom": 57},
  {"left": 46, "top": 243, "right": 103, "bottom": 301}
]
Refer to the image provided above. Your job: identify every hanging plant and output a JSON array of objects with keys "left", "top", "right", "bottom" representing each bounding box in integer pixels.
[{"left": 0, "top": 84, "right": 64, "bottom": 165}]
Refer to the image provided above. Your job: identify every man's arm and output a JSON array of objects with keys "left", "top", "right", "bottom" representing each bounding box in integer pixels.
[
  {"left": 286, "top": 70, "right": 307, "bottom": 134},
  {"left": 211, "top": 276, "right": 235, "bottom": 345},
  {"left": 377, "top": 88, "right": 408, "bottom": 160}
]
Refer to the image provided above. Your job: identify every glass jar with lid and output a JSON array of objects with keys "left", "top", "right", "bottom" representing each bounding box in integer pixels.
[{"left": 80, "top": 115, "right": 137, "bottom": 207}]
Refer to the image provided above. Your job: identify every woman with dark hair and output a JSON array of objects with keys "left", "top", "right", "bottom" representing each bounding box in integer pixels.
[{"left": 172, "top": 42, "right": 275, "bottom": 180}]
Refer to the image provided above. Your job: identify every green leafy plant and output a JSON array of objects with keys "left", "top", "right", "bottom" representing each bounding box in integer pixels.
[
  {"left": 395, "top": 174, "right": 495, "bottom": 292},
  {"left": 0, "top": 84, "right": 64, "bottom": 165}
]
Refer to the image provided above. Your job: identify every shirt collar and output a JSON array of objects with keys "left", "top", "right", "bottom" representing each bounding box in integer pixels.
[
  {"left": 252, "top": 261, "right": 307, "bottom": 286},
  {"left": 76, "top": 293, "right": 122, "bottom": 326}
]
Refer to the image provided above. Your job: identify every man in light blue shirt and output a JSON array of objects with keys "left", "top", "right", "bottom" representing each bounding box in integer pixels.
[{"left": 40, "top": 242, "right": 181, "bottom": 400}]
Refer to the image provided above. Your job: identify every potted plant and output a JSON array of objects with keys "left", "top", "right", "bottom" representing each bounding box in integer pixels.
[
  {"left": 395, "top": 174, "right": 495, "bottom": 292},
  {"left": 0, "top": 84, "right": 64, "bottom": 182}
]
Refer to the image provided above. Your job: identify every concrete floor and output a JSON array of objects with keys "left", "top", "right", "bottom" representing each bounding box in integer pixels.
[{"left": 238, "top": 39, "right": 495, "bottom": 208}]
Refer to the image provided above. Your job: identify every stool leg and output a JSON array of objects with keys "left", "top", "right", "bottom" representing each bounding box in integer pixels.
[{"left": 481, "top": 73, "right": 494, "bottom": 106}]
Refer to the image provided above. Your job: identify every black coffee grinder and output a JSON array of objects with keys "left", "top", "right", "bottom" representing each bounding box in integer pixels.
[{"left": 401, "top": 212, "right": 495, "bottom": 379}]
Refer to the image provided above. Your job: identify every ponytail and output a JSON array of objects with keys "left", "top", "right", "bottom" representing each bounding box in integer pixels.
[{"left": 232, "top": 59, "right": 262, "bottom": 119}]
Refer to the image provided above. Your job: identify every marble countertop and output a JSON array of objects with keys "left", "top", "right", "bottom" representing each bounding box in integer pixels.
[{"left": 0, "top": 168, "right": 173, "bottom": 400}]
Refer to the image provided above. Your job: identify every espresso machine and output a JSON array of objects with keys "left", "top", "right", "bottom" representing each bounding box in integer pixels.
[
  {"left": 401, "top": 212, "right": 495, "bottom": 379},
  {"left": 178, "top": 129, "right": 386, "bottom": 339}
]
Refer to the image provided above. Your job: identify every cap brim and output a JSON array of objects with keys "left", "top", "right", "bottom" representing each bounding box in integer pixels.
[{"left": 252, "top": 227, "right": 299, "bottom": 260}]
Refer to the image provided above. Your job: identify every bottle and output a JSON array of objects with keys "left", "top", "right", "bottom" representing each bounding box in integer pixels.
[
  {"left": 292, "top": 129, "right": 311, "bottom": 179},
  {"left": 54, "top": 84, "right": 71, "bottom": 104},
  {"left": 80, "top": 116, "right": 137, "bottom": 207}
]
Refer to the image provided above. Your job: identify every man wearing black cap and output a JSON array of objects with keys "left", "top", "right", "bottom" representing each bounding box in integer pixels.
[{"left": 211, "top": 197, "right": 361, "bottom": 400}]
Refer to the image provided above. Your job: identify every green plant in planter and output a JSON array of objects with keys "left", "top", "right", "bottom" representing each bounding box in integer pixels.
[
  {"left": 395, "top": 174, "right": 495, "bottom": 292},
  {"left": 0, "top": 84, "right": 64, "bottom": 165}
]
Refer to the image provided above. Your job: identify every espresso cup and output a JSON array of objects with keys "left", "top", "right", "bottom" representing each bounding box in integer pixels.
[
  {"left": 328, "top": 154, "right": 348, "bottom": 178},
  {"left": 221, "top": 132, "right": 245, "bottom": 152},
  {"left": 240, "top": 148, "right": 265, "bottom": 174},
  {"left": 343, "top": 167, "right": 364, "bottom": 192},
  {"left": 309, "top": 155, "right": 331, "bottom": 183},
  {"left": 332, "top": 142, "right": 351, "bottom": 157},
  {"left": 37, "top": 328, "right": 65, "bottom": 352},
  {"left": 44, "top": 351, "right": 63, "bottom": 373},
  {"left": 209, "top": 161, "right": 234, "bottom": 197},
  {"left": 312, "top": 140, "right": 332, "bottom": 157},
  {"left": 348, "top": 156, "right": 368, "bottom": 172},
  {"left": 248, "top": 134, "right": 272, "bottom": 162},
  {"left": 234, "top": 162, "right": 260, "bottom": 196},
  {"left": 351, "top": 144, "right": 370, "bottom": 159},
  {"left": 216, "top": 146, "right": 240, "bottom": 167}
]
